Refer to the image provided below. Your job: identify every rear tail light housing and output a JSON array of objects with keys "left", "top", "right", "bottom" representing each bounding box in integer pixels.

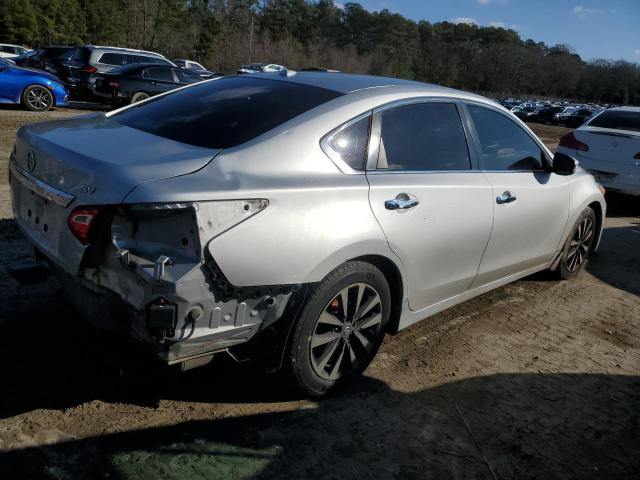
[
  {"left": 81, "top": 65, "right": 97, "bottom": 73},
  {"left": 68, "top": 206, "right": 102, "bottom": 244},
  {"left": 559, "top": 131, "right": 589, "bottom": 151}
]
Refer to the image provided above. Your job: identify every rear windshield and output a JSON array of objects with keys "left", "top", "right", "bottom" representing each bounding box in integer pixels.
[
  {"left": 588, "top": 110, "right": 640, "bottom": 133},
  {"left": 112, "top": 76, "right": 343, "bottom": 148}
]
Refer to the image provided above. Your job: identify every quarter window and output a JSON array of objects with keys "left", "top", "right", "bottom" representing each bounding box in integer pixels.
[
  {"left": 99, "top": 53, "right": 126, "bottom": 66},
  {"left": 468, "top": 105, "right": 545, "bottom": 171},
  {"left": 327, "top": 117, "right": 371, "bottom": 171},
  {"left": 377, "top": 102, "right": 471, "bottom": 171}
]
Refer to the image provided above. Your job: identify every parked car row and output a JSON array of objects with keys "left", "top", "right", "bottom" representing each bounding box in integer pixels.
[
  {"left": 2, "top": 43, "right": 224, "bottom": 109},
  {"left": 498, "top": 98, "right": 608, "bottom": 128}
]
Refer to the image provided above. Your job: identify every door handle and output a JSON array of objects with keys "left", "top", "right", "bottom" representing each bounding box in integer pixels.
[
  {"left": 496, "top": 191, "right": 516, "bottom": 204},
  {"left": 385, "top": 197, "right": 419, "bottom": 210}
]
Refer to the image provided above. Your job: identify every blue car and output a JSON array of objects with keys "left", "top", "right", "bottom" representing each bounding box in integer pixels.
[{"left": 0, "top": 57, "right": 68, "bottom": 111}]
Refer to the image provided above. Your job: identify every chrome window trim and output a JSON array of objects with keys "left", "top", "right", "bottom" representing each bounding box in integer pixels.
[
  {"left": 10, "top": 159, "right": 75, "bottom": 208},
  {"left": 320, "top": 111, "right": 372, "bottom": 174},
  {"left": 368, "top": 97, "right": 474, "bottom": 173}
]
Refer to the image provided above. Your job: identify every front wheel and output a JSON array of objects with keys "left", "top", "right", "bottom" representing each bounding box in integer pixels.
[
  {"left": 554, "top": 207, "right": 596, "bottom": 279},
  {"left": 21, "top": 85, "right": 54, "bottom": 111},
  {"left": 286, "top": 261, "right": 391, "bottom": 396}
]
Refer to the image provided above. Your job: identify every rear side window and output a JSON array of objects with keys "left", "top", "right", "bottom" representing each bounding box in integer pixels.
[
  {"left": 99, "top": 53, "right": 126, "bottom": 66},
  {"left": 113, "top": 76, "right": 343, "bottom": 149},
  {"left": 378, "top": 102, "right": 471, "bottom": 171},
  {"left": 468, "top": 105, "right": 544, "bottom": 171},
  {"left": 589, "top": 110, "right": 640, "bottom": 133}
]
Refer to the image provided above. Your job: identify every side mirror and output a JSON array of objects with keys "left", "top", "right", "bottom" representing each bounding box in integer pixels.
[{"left": 552, "top": 152, "right": 577, "bottom": 176}]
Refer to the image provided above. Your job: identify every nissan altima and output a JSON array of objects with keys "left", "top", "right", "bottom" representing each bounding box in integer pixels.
[{"left": 9, "top": 72, "right": 606, "bottom": 395}]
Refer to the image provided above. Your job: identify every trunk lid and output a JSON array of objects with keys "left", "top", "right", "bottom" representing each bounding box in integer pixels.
[
  {"left": 575, "top": 126, "right": 640, "bottom": 173},
  {"left": 14, "top": 113, "right": 221, "bottom": 205}
]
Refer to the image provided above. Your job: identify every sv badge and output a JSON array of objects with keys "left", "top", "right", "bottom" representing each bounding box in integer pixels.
[{"left": 80, "top": 185, "right": 96, "bottom": 195}]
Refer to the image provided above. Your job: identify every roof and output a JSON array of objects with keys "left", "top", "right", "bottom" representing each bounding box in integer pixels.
[
  {"left": 607, "top": 106, "right": 640, "bottom": 112},
  {"left": 85, "top": 45, "right": 165, "bottom": 57},
  {"left": 241, "top": 71, "right": 470, "bottom": 97}
]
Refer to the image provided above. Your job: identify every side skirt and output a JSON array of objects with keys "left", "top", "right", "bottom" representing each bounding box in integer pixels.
[{"left": 396, "top": 259, "right": 555, "bottom": 331}]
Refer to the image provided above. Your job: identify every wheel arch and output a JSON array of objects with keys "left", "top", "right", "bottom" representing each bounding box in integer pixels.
[
  {"left": 18, "top": 83, "right": 56, "bottom": 107},
  {"left": 588, "top": 200, "right": 604, "bottom": 253},
  {"left": 349, "top": 254, "right": 405, "bottom": 334}
]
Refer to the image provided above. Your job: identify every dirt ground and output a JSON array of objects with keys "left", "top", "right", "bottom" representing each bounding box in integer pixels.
[{"left": 0, "top": 106, "right": 638, "bottom": 480}]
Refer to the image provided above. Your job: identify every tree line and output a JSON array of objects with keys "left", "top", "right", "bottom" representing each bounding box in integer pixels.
[{"left": 1, "top": 0, "right": 638, "bottom": 105}]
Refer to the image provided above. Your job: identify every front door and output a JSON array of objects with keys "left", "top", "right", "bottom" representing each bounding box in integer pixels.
[
  {"left": 464, "top": 103, "right": 571, "bottom": 287},
  {"left": 366, "top": 100, "right": 493, "bottom": 311},
  {"left": 0, "top": 62, "right": 18, "bottom": 102}
]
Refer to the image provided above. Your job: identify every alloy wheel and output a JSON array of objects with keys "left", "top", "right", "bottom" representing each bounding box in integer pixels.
[
  {"left": 26, "top": 87, "right": 52, "bottom": 111},
  {"left": 309, "top": 283, "right": 383, "bottom": 380},
  {"left": 566, "top": 217, "right": 594, "bottom": 273}
]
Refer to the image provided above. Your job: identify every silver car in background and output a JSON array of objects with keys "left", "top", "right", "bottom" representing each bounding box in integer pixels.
[{"left": 9, "top": 73, "right": 606, "bottom": 395}]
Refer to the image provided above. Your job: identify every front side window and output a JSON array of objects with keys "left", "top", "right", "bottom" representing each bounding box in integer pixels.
[
  {"left": 175, "top": 69, "right": 201, "bottom": 84},
  {"left": 113, "top": 76, "right": 343, "bottom": 149},
  {"left": 145, "top": 67, "right": 174, "bottom": 82},
  {"left": 378, "top": 102, "right": 471, "bottom": 171},
  {"left": 468, "top": 105, "right": 545, "bottom": 171}
]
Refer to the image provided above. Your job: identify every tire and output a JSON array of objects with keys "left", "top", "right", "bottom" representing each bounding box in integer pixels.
[
  {"left": 285, "top": 261, "right": 391, "bottom": 397},
  {"left": 130, "top": 92, "right": 150, "bottom": 104},
  {"left": 21, "top": 85, "right": 54, "bottom": 111},
  {"left": 554, "top": 207, "right": 597, "bottom": 280}
]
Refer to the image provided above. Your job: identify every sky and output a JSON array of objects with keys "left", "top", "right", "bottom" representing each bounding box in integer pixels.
[{"left": 353, "top": 0, "right": 640, "bottom": 63}]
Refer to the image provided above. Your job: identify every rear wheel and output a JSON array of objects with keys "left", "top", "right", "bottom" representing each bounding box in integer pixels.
[
  {"left": 554, "top": 207, "right": 596, "bottom": 279},
  {"left": 130, "top": 92, "right": 150, "bottom": 104},
  {"left": 21, "top": 85, "right": 54, "bottom": 111},
  {"left": 286, "top": 261, "right": 391, "bottom": 396}
]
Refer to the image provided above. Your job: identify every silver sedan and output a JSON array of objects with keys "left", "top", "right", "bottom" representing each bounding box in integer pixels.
[{"left": 9, "top": 72, "right": 606, "bottom": 395}]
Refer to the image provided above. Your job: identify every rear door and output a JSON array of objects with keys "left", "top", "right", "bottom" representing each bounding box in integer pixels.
[
  {"left": 366, "top": 99, "right": 493, "bottom": 311},
  {"left": 144, "top": 66, "right": 179, "bottom": 94},
  {"left": 464, "top": 103, "right": 571, "bottom": 286}
]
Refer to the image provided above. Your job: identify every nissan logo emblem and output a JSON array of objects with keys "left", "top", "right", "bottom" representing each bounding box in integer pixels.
[{"left": 26, "top": 150, "right": 36, "bottom": 173}]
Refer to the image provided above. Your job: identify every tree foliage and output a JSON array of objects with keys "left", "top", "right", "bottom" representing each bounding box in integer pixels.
[{"left": 1, "top": 0, "right": 638, "bottom": 104}]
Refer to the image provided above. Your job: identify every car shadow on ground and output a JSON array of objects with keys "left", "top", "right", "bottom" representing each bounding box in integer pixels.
[
  {"left": 604, "top": 192, "right": 640, "bottom": 218},
  {"left": 585, "top": 193, "right": 640, "bottom": 297},
  {"left": 1, "top": 372, "right": 638, "bottom": 480}
]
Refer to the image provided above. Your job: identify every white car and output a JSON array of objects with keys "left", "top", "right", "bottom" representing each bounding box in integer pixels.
[
  {"left": 0, "top": 44, "right": 32, "bottom": 59},
  {"left": 556, "top": 107, "right": 640, "bottom": 195}
]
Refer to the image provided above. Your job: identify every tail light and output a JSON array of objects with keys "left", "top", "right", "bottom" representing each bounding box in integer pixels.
[
  {"left": 107, "top": 80, "right": 120, "bottom": 88},
  {"left": 559, "top": 131, "right": 589, "bottom": 152},
  {"left": 68, "top": 206, "right": 102, "bottom": 244},
  {"left": 81, "top": 65, "right": 97, "bottom": 73}
]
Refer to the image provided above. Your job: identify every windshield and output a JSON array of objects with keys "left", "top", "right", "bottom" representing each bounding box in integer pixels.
[{"left": 113, "top": 76, "right": 343, "bottom": 149}]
